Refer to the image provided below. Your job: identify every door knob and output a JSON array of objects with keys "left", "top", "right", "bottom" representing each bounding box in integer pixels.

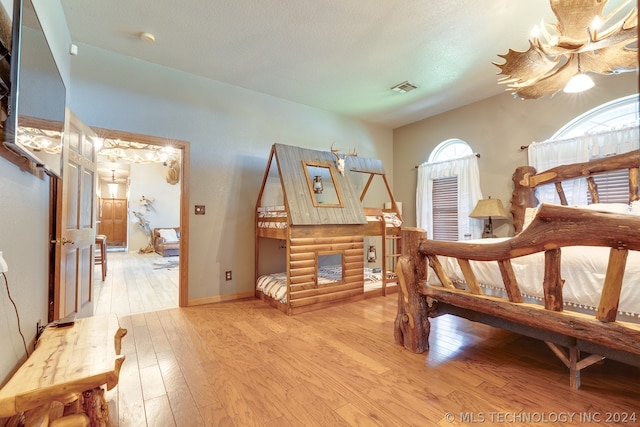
[{"left": 62, "top": 237, "right": 75, "bottom": 245}]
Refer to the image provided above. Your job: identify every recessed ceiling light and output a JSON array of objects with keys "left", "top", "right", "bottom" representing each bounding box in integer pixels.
[
  {"left": 391, "top": 81, "right": 418, "bottom": 93},
  {"left": 140, "top": 32, "right": 156, "bottom": 43}
]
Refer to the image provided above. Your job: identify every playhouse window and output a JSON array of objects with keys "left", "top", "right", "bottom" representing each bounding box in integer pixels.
[
  {"left": 304, "top": 162, "right": 343, "bottom": 207},
  {"left": 318, "top": 252, "right": 344, "bottom": 283}
]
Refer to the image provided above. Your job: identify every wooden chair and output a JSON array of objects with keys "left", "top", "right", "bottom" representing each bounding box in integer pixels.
[{"left": 95, "top": 235, "right": 107, "bottom": 281}]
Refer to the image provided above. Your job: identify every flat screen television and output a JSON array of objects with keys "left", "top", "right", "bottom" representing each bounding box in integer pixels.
[{"left": 2, "top": 0, "right": 66, "bottom": 178}]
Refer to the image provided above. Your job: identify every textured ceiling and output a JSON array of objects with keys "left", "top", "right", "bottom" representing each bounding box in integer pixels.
[{"left": 60, "top": 0, "right": 637, "bottom": 129}]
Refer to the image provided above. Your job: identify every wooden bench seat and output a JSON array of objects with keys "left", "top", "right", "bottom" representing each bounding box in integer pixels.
[{"left": 0, "top": 315, "right": 127, "bottom": 426}]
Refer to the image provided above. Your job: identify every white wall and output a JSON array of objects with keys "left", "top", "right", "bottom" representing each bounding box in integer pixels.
[
  {"left": 393, "top": 72, "right": 639, "bottom": 236},
  {"left": 67, "top": 44, "right": 394, "bottom": 302},
  {"left": 0, "top": 0, "right": 71, "bottom": 386},
  {"left": 0, "top": 159, "right": 50, "bottom": 384},
  {"left": 128, "top": 162, "right": 181, "bottom": 252},
  {"left": 0, "top": 0, "right": 392, "bottom": 383}
]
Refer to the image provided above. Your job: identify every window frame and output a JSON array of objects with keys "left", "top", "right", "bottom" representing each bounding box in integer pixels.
[
  {"left": 423, "top": 139, "right": 479, "bottom": 241},
  {"left": 535, "top": 95, "right": 639, "bottom": 205},
  {"left": 428, "top": 139, "right": 473, "bottom": 163}
]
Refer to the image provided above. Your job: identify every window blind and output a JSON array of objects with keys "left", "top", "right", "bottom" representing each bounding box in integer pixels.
[
  {"left": 432, "top": 176, "right": 458, "bottom": 241},
  {"left": 587, "top": 169, "right": 631, "bottom": 204}
]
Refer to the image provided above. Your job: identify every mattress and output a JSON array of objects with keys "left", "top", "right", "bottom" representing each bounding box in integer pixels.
[
  {"left": 257, "top": 266, "right": 393, "bottom": 303},
  {"left": 365, "top": 212, "right": 403, "bottom": 227},
  {"left": 257, "top": 205, "right": 287, "bottom": 229},
  {"left": 429, "top": 237, "right": 640, "bottom": 319}
]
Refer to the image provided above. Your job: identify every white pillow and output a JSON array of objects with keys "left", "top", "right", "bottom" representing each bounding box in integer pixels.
[
  {"left": 577, "top": 203, "right": 630, "bottom": 214},
  {"left": 158, "top": 228, "right": 179, "bottom": 243}
]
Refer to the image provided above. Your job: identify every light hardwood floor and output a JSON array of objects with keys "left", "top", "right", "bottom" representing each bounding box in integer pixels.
[
  {"left": 94, "top": 251, "right": 179, "bottom": 316},
  {"left": 99, "top": 258, "right": 639, "bottom": 427}
]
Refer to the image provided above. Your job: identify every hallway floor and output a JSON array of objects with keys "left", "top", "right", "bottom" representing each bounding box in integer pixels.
[{"left": 94, "top": 250, "right": 179, "bottom": 317}]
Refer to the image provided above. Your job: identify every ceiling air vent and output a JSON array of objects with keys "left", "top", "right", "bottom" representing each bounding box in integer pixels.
[{"left": 391, "top": 81, "right": 418, "bottom": 93}]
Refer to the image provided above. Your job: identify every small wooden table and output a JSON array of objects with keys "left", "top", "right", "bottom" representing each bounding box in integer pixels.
[{"left": 0, "top": 315, "right": 127, "bottom": 426}]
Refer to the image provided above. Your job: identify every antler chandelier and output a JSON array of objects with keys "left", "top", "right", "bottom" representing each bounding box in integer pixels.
[{"left": 494, "top": 0, "right": 638, "bottom": 99}]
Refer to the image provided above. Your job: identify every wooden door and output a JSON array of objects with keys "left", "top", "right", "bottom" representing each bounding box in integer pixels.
[
  {"left": 55, "top": 110, "right": 98, "bottom": 319},
  {"left": 99, "top": 198, "right": 128, "bottom": 247}
]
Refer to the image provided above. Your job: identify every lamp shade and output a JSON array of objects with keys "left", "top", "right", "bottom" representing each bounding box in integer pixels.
[{"left": 469, "top": 198, "right": 508, "bottom": 219}]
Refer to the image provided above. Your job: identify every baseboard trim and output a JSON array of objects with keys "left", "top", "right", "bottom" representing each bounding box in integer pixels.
[{"left": 188, "top": 291, "right": 255, "bottom": 307}]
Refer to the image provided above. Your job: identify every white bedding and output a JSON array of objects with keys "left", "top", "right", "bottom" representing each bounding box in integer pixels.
[
  {"left": 430, "top": 238, "right": 640, "bottom": 319},
  {"left": 257, "top": 266, "right": 391, "bottom": 303},
  {"left": 365, "top": 212, "right": 403, "bottom": 227},
  {"left": 257, "top": 205, "right": 288, "bottom": 229}
]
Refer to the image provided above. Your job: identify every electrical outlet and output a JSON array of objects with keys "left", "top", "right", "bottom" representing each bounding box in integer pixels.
[
  {"left": 225, "top": 271, "right": 232, "bottom": 281},
  {"left": 195, "top": 205, "right": 205, "bottom": 215}
]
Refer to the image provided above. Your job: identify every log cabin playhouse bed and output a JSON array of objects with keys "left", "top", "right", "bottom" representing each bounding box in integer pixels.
[
  {"left": 395, "top": 149, "right": 640, "bottom": 388},
  {"left": 255, "top": 143, "right": 402, "bottom": 315}
]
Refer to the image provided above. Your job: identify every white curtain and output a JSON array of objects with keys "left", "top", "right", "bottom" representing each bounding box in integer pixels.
[
  {"left": 528, "top": 124, "right": 639, "bottom": 205},
  {"left": 416, "top": 154, "right": 484, "bottom": 240}
]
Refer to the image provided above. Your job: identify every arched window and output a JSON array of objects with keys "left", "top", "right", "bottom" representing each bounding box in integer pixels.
[
  {"left": 428, "top": 138, "right": 473, "bottom": 163},
  {"left": 530, "top": 94, "right": 639, "bottom": 205},
  {"left": 417, "top": 139, "right": 482, "bottom": 241},
  {"left": 553, "top": 94, "right": 639, "bottom": 138}
]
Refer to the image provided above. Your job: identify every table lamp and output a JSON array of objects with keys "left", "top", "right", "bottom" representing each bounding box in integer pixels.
[{"left": 469, "top": 197, "right": 508, "bottom": 238}]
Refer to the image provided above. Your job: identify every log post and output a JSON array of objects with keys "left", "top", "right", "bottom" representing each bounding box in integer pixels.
[
  {"left": 510, "top": 165, "right": 538, "bottom": 233},
  {"left": 394, "top": 227, "right": 430, "bottom": 353},
  {"left": 630, "top": 167, "right": 639, "bottom": 202},
  {"left": 543, "top": 249, "right": 564, "bottom": 311}
]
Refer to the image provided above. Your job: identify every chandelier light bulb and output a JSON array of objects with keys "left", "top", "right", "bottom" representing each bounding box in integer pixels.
[
  {"left": 530, "top": 25, "right": 541, "bottom": 39},
  {"left": 590, "top": 15, "right": 602, "bottom": 39},
  {"left": 494, "top": 0, "right": 637, "bottom": 99},
  {"left": 108, "top": 169, "right": 119, "bottom": 198},
  {"left": 140, "top": 32, "right": 156, "bottom": 43},
  {"left": 108, "top": 183, "right": 118, "bottom": 198},
  {"left": 563, "top": 73, "right": 595, "bottom": 93}
]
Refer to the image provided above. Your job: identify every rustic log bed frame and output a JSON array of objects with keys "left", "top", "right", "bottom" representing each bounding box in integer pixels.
[{"left": 395, "top": 149, "right": 640, "bottom": 389}]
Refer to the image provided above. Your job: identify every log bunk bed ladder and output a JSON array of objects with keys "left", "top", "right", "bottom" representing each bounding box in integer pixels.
[
  {"left": 395, "top": 149, "right": 640, "bottom": 389},
  {"left": 350, "top": 153, "right": 403, "bottom": 296}
]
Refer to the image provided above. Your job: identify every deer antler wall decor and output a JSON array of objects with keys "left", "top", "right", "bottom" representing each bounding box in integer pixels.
[
  {"left": 494, "top": 0, "right": 638, "bottom": 99},
  {"left": 330, "top": 143, "right": 358, "bottom": 176}
]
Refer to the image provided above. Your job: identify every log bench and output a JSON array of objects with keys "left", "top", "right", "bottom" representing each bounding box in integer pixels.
[{"left": 0, "top": 315, "right": 127, "bottom": 426}]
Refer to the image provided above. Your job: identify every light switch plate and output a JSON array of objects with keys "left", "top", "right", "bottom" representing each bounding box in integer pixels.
[{"left": 195, "top": 205, "right": 205, "bottom": 215}]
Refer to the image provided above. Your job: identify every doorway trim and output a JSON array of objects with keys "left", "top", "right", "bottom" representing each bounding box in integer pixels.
[{"left": 92, "top": 127, "right": 190, "bottom": 307}]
